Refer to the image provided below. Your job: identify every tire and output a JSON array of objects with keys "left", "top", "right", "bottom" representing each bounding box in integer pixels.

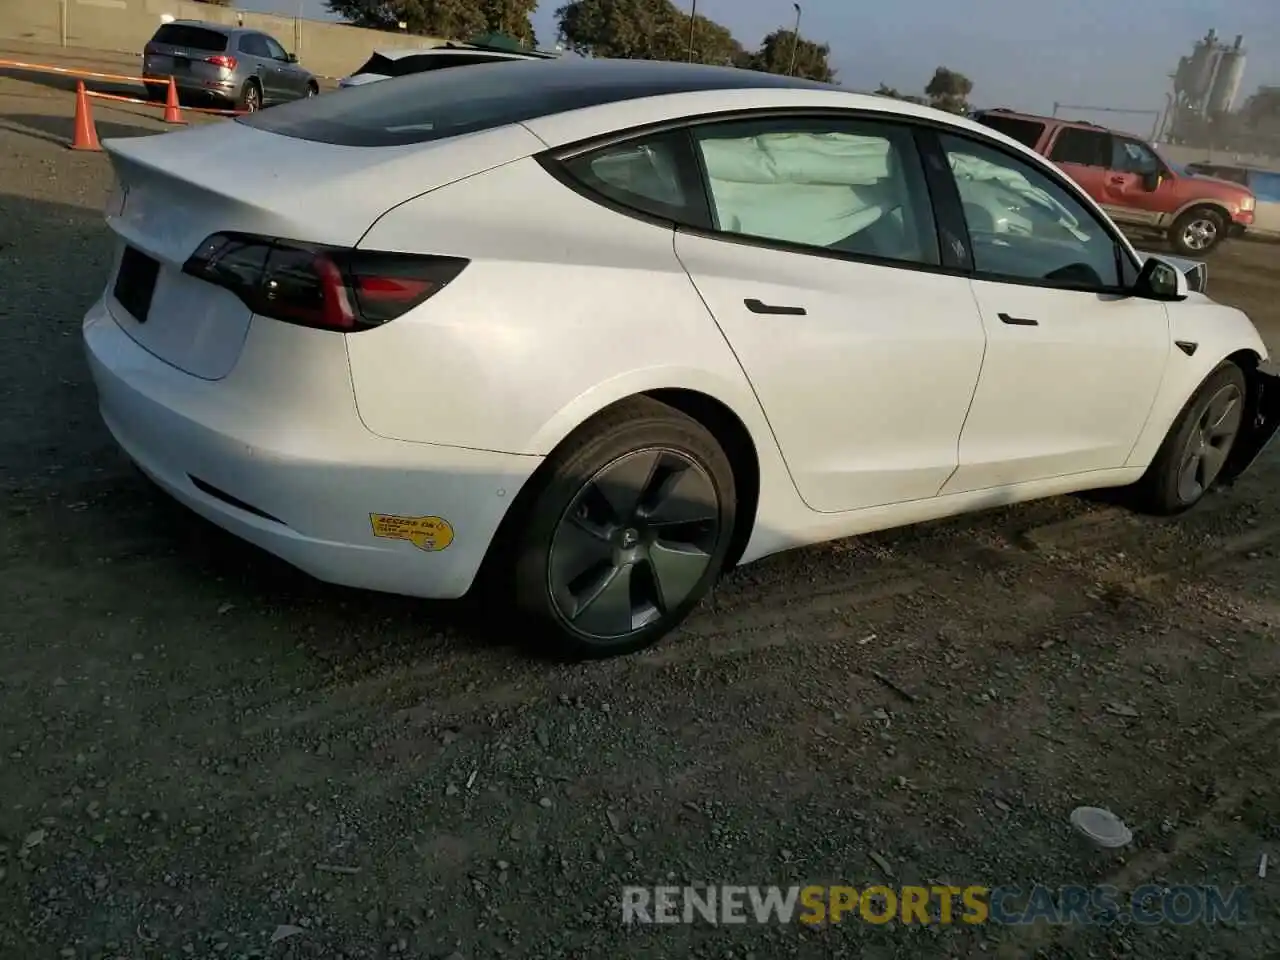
[
  {"left": 305, "top": 81, "right": 318, "bottom": 98},
  {"left": 238, "top": 80, "right": 262, "bottom": 113},
  {"left": 1169, "top": 206, "right": 1226, "bottom": 256},
  {"left": 509, "top": 397, "right": 737, "bottom": 660},
  {"left": 1130, "top": 362, "right": 1248, "bottom": 515}
]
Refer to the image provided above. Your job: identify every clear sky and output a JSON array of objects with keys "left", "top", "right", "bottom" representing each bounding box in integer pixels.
[{"left": 237, "top": 0, "right": 1280, "bottom": 133}]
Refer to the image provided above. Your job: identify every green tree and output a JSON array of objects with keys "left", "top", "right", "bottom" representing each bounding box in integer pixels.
[
  {"left": 556, "top": 0, "right": 741, "bottom": 64},
  {"left": 740, "top": 29, "right": 834, "bottom": 83},
  {"left": 874, "top": 83, "right": 924, "bottom": 105},
  {"left": 477, "top": 0, "right": 539, "bottom": 47},
  {"left": 924, "top": 66, "right": 973, "bottom": 114},
  {"left": 326, "top": 0, "right": 538, "bottom": 43}
]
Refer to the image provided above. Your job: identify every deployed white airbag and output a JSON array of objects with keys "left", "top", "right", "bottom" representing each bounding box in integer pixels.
[{"left": 700, "top": 133, "right": 897, "bottom": 247}]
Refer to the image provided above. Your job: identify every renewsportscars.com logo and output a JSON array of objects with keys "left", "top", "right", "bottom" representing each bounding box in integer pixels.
[{"left": 621, "top": 884, "right": 1250, "bottom": 927}]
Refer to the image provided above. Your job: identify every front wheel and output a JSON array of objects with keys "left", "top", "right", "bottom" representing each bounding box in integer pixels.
[
  {"left": 1169, "top": 207, "right": 1225, "bottom": 256},
  {"left": 1130, "top": 362, "right": 1247, "bottom": 515},
  {"left": 510, "top": 397, "right": 737, "bottom": 660}
]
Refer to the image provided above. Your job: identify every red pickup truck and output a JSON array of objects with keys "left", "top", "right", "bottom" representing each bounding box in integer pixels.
[{"left": 972, "top": 109, "right": 1256, "bottom": 256}]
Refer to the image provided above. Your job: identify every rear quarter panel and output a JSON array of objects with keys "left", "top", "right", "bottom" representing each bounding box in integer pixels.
[{"left": 348, "top": 156, "right": 770, "bottom": 458}]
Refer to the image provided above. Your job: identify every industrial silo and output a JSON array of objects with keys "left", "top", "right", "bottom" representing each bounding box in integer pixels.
[
  {"left": 1181, "top": 29, "right": 1223, "bottom": 107},
  {"left": 1206, "top": 34, "right": 1247, "bottom": 115}
]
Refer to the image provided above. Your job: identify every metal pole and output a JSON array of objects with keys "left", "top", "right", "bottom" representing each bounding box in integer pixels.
[
  {"left": 59, "top": 0, "right": 68, "bottom": 47},
  {"left": 687, "top": 0, "right": 697, "bottom": 62},
  {"left": 787, "top": 4, "right": 802, "bottom": 75}
]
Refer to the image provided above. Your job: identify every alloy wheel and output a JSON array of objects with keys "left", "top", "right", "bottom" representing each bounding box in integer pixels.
[
  {"left": 1177, "top": 382, "right": 1243, "bottom": 503},
  {"left": 547, "top": 448, "right": 722, "bottom": 642},
  {"left": 1180, "top": 217, "right": 1219, "bottom": 252}
]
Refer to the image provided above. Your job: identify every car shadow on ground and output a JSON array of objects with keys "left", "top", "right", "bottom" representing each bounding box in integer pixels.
[{"left": 0, "top": 111, "right": 165, "bottom": 145}]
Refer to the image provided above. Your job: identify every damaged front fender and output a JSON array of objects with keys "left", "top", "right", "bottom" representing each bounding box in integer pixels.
[{"left": 1219, "top": 367, "right": 1280, "bottom": 487}]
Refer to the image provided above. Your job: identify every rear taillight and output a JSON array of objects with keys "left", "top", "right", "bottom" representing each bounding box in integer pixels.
[
  {"left": 182, "top": 233, "right": 467, "bottom": 332},
  {"left": 204, "top": 55, "right": 238, "bottom": 70}
]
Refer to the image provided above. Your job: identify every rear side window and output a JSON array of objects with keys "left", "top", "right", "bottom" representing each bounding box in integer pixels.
[
  {"left": 976, "top": 114, "right": 1045, "bottom": 149},
  {"left": 1049, "top": 127, "right": 1111, "bottom": 167},
  {"left": 1252, "top": 171, "right": 1280, "bottom": 202},
  {"left": 561, "top": 132, "right": 698, "bottom": 222},
  {"left": 238, "top": 34, "right": 271, "bottom": 58},
  {"left": 151, "top": 25, "right": 228, "bottom": 52}
]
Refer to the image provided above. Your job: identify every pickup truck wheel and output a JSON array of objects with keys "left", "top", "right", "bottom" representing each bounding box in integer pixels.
[{"left": 1169, "top": 207, "right": 1225, "bottom": 256}]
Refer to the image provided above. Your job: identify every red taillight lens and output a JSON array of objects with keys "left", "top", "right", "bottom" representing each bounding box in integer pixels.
[
  {"left": 182, "top": 233, "right": 467, "bottom": 332},
  {"left": 204, "top": 54, "right": 238, "bottom": 70}
]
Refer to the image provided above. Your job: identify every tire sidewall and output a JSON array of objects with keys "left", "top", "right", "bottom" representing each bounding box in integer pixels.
[
  {"left": 1145, "top": 362, "right": 1247, "bottom": 512},
  {"left": 513, "top": 405, "right": 737, "bottom": 659},
  {"left": 1171, "top": 207, "right": 1225, "bottom": 256}
]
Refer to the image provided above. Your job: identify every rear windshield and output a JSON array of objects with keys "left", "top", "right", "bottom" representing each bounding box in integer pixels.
[
  {"left": 151, "top": 24, "right": 229, "bottom": 52},
  {"left": 352, "top": 54, "right": 395, "bottom": 76},
  {"left": 975, "top": 113, "right": 1045, "bottom": 149},
  {"left": 240, "top": 58, "right": 827, "bottom": 147}
]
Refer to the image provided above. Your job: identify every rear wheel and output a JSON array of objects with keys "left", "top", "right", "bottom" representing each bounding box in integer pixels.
[
  {"left": 238, "top": 80, "right": 262, "bottom": 113},
  {"left": 1169, "top": 206, "right": 1225, "bottom": 256},
  {"left": 1130, "top": 362, "right": 1247, "bottom": 515},
  {"left": 510, "top": 398, "right": 736, "bottom": 660},
  {"left": 305, "top": 81, "right": 318, "bottom": 98}
]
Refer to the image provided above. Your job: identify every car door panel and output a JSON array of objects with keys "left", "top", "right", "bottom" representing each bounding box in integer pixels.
[
  {"left": 943, "top": 281, "right": 1168, "bottom": 492},
  {"left": 676, "top": 233, "right": 986, "bottom": 512},
  {"left": 937, "top": 131, "right": 1171, "bottom": 492},
  {"left": 667, "top": 115, "right": 987, "bottom": 514}
]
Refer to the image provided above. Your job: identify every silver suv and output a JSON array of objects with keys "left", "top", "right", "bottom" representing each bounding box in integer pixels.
[{"left": 143, "top": 20, "right": 318, "bottom": 113}]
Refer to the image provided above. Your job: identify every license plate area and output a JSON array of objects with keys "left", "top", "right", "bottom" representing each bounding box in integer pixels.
[{"left": 113, "top": 246, "right": 161, "bottom": 324}]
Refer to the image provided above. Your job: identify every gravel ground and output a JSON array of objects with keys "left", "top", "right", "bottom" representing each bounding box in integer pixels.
[{"left": 2, "top": 54, "right": 1280, "bottom": 960}]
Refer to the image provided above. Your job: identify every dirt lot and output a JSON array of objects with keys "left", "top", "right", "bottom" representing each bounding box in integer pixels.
[{"left": 2, "top": 49, "right": 1279, "bottom": 960}]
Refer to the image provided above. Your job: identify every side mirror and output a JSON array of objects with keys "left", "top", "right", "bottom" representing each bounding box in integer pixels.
[
  {"left": 287, "top": 52, "right": 299, "bottom": 63},
  {"left": 1134, "top": 256, "right": 1189, "bottom": 301},
  {"left": 1141, "top": 170, "right": 1163, "bottom": 192}
]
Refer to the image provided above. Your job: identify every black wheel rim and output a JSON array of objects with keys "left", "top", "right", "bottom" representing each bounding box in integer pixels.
[
  {"left": 547, "top": 448, "right": 722, "bottom": 642},
  {"left": 1177, "top": 383, "right": 1243, "bottom": 503}
]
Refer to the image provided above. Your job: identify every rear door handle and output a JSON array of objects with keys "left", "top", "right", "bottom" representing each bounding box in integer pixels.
[
  {"left": 744, "top": 298, "right": 806, "bottom": 316},
  {"left": 998, "top": 312, "right": 1038, "bottom": 326}
]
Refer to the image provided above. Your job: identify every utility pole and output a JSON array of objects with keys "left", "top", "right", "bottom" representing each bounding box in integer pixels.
[
  {"left": 787, "top": 4, "right": 802, "bottom": 76},
  {"left": 687, "top": 0, "right": 698, "bottom": 62}
]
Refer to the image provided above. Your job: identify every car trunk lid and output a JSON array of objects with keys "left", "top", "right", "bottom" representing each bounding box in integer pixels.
[{"left": 100, "top": 117, "right": 542, "bottom": 379}]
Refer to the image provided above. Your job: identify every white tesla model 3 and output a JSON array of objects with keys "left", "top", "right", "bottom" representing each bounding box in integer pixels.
[{"left": 84, "top": 58, "right": 1280, "bottom": 659}]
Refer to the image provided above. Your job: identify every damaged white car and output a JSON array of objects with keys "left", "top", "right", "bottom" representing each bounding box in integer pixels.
[{"left": 84, "top": 58, "right": 1279, "bottom": 659}]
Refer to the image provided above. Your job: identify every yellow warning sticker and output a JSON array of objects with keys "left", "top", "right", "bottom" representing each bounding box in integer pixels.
[{"left": 369, "top": 514, "right": 455, "bottom": 552}]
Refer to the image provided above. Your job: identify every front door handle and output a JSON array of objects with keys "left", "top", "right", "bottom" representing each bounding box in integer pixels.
[
  {"left": 744, "top": 298, "right": 806, "bottom": 316},
  {"left": 998, "top": 312, "right": 1038, "bottom": 326}
]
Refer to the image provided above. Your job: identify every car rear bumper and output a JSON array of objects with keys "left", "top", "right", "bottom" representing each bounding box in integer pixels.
[
  {"left": 82, "top": 298, "right": 541, "bottom": 599},
  {"left": 145, "top": 73, "right": 236, "bottom": 101}
]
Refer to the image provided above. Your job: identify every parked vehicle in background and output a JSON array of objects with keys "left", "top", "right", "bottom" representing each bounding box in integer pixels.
[
  {"left": 337, "top": 41, "right": 557, "bottom": 88},
  {"left": 973, "top": 109, "right": 1256, "bottom": 255},
  {"left": 1184, "top": 161, "right": 1280, "bottom": 239},
  {"left": 143, "top": 20, "right": 317, "bottom": 113}
]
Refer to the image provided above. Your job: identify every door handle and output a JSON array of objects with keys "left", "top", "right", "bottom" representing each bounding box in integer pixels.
[
  {"left": 998, "top": 312, "right": 1038, "bottom": 326},
  {"left": 744, "top": 298, "right": 806, "bottom": 316}
]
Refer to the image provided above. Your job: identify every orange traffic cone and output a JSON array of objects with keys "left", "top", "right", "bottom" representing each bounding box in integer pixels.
[
  {"left": 70, "top": 80, "right": 101, "bottom": 151},
  {"left": 162, "top": 77, "right": 185, "bottom": 125}
]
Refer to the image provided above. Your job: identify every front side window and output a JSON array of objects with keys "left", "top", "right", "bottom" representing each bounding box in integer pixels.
[
  {"left": 940, "top": 132, "right": 1122, "bottom": 290},
  {"left": 1111, "top": 137, "right": 1162, "bottom": 176},
  {"left": 689, "top": 117, "right": 940, "bottom": 266},
  {"left": 1048, "top": 127, "right": 1111, "bottom": 168},
  {"left": 238, "top": 35, "right": 270, "bottom": 58},
  {"left": 262, "top": 36, "right": 289, "bottom": 61}
]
